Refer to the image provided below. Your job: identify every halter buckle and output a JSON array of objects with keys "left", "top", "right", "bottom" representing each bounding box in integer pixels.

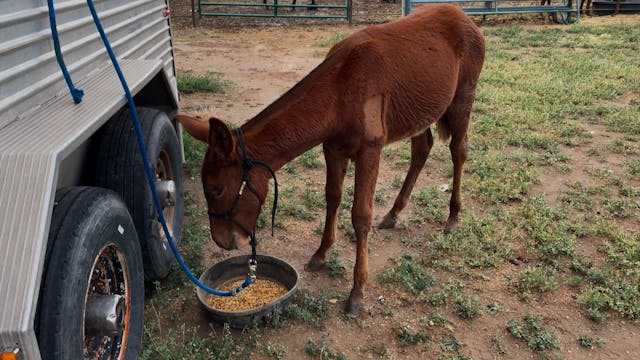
[
  {"left": 248, "top": 259, "right": 257, "bottom": 280},
  {"left": 238, "top": 180, "right": 246, "bottom": 196}
]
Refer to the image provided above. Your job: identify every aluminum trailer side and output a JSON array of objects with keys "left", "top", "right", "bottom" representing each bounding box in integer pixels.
[{"left": 0, "top": 1, "right": 180, "bottom": 358}]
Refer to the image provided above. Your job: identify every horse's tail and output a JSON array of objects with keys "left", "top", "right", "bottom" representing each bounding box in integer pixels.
[{"left": 436, "top": 113, "right": 451, "bottom": 142}]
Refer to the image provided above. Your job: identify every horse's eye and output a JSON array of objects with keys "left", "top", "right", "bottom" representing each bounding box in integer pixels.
[{"left": 207, "top": 187, "right": 225, "bottom": 199}]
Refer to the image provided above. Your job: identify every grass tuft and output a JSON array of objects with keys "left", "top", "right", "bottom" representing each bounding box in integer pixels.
[
  {"left": 506, "top": 313, "right": 559, "bottom": 353},
  {"left": 178, "top": 72, "right": 228, "bottom": 94}
]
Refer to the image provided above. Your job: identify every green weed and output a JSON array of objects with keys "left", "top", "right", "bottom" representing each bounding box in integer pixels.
[
  {"left": 429, "top": 208, "right": 513, "bottom": 269},
  {"left": 624, "top": 158, "right": 640, "bottom": 177},
  {"left": 368, "top": 342, "right": 389, "bottom": 358},
  {"left": 453, "top": 294, "right": 481, "bottom": 319},
  {"left": 438, "top": 335, "right": 461, "bottom": 353},
  {"left": 338, "top": 218, "right": 355, "bottom": 241},
  {"left": 506, "top": 314, "right": 559, "bottom": 353},
  {"left": 509, "top": 265, "right": 559, "bottom": 297},
  {"left": 579, "top": 335, "right": 605, "bottom": 349},
  {"left": 327, "top": 247, "right": 346, "bottom": 278},
  {"left": 285, "top": 290, "right": 330, "bottom": 327},
  {"left": 305, "top": 335, "right": 346, "bottom": 360},
  {"left": 411, "top": 185, "right": 447, "bottom": 225},
  {"left": 295, "top": 149, "right": 324, "bottom": 169},
  {"left": 377, "top": 254, "right": 436, "bottom": 294},
  {"left": 428, "top": 310, "right": 450, "bottom": 326},
  {"left": 391, "top": 175, "right": 404, "bottom": 189},
  {"left": 466, "top": 150, "right": 539, "bottom": 204},
  {"left": 396, "top": 324, "right": 429, "bottom": 344},
  {"left": 278, "top": 185, "right": 316, "bottom": 221},
  {"left": 486, "top": 302, "right": 505, "bottom": 316},
  {"left": 183, "top": 133, "right": 207, "bottom": 177},
  {"left": 177, "top": 72, "right": 228, "bottom": 94},
  {"left": 519, "top": 196, "right": 575, "bottom": 262},
  {"left": 141, "top": 323, "right": 254, "bottom": 360},
  {"left": 264, "top": 342, "right": 286, "bottom": 359},
  {"left": 438, "top": 335, "right": 471, "bottom": 359}
]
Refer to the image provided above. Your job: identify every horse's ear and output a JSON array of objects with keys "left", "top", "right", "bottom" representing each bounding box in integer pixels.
[
  {"left": 208, "top": 117, "right": 236, "bottom": 157},
  {"left": 175, "top": 115, "right": 209, "bottom": 143}
]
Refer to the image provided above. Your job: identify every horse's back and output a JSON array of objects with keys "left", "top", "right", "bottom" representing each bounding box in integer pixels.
[
  {"left": 323, "top": 4, "right": 485, "bottom": 143},
  {"left": 329, "top": 3, "right": 484, "bottom": 92},
  {"left": 384, "top": 4, "right": 484, "bottom": 64}
]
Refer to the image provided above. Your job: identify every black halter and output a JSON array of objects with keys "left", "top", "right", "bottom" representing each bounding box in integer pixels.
[{"left": 207, "top": 127, "right": 279, "bottom": 263}]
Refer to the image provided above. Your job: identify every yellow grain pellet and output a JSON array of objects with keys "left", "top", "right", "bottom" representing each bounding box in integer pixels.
[{"left": 207, "top": 278, "right": 288, "bottom": 312}]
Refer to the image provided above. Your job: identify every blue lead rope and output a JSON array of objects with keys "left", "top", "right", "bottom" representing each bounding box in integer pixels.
[
  {"left": 47, "top": 0, "right": 84, "bottom": 104},
  {"left": 46, "top": 0, "right": 252, "bottom": 296}
]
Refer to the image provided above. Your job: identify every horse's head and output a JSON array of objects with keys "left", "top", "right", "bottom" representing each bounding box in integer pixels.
[{"left": 175, "top": 115, "right": 268, "bottom": 250}]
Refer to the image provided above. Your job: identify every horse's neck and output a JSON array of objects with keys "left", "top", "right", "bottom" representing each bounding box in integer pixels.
[
  {"left": 241, "top": 53, "right": 342, "bottom": 170},
  {"left": 242, "top": 110, "right": 329, "bottom": 170}
]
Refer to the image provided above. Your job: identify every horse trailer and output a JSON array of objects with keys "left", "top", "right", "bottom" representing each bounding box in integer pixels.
[{"left": 0, "top": 1, "right": 183, "bottom": 359}]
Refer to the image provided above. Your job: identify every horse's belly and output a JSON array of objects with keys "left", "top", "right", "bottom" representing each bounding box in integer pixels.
[{"left": 384, "top": 102, "right": 445, "bottom": 144}]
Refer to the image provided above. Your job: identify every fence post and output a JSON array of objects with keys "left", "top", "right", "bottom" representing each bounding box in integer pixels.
[{"left": 191, "top": 0, "right": 196, "bottom": 27}]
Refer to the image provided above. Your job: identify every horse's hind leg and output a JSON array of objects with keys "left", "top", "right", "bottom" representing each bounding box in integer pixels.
[
  {"left": 379, "top": 129, "right": 434, "bottom": 229},
  {"left": 443, "top": 102, "right": 472, "bottom": 234},
  {"left": 306, "top": 144, "right": 348, "bottom": 271}
]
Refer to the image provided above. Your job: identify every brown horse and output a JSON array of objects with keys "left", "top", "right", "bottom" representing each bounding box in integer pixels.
[{"left": 177, "top": 4, "right": 485, "bottom": 316}]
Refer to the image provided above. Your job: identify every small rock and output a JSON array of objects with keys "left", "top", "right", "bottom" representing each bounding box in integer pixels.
[
  {"left": 329, "top": 298, "right": 338, "bottom": 304},
  {"left": 377, "top": 295, "right": 385, "bottom": 304}
]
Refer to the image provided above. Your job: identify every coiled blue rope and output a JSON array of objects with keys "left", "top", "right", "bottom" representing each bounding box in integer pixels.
[{"left": 47, "top": 0, "right": 252, "bottom": 296}]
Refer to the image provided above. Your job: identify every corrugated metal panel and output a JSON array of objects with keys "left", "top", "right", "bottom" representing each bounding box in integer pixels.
[
  {"left": 0, "top": 0, "right": 177, "bottom": 130},
  {"left": 0, "top": 0, "right": 177, "bottom": 357},
  {"left": 0, "top": 59, "right": 164, "bottom": 359}
]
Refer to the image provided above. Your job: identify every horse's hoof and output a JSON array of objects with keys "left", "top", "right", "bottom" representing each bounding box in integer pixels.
[
  {"left": 444, "top": 220, "right": 458, "bottom": 234},
  {"left": 378, "top": 215, "right": 396, "bottom": 229},
  {"left": 305, "top": 257, "right": 326, "bottom": 271},
  {"left": 345, "top": 301, "right": 360, "bottom": 318}
]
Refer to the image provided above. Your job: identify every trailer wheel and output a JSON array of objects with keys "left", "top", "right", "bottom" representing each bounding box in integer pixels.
[
  {"left": 37, "top": 187, "right": 143, "bottom": 360},
  {"left": 97, "top": 108, "right": 184, "bottom": 281}
]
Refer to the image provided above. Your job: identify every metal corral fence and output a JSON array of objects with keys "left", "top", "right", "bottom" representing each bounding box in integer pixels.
[
  {"left": 192, "top": 0, "right": 352, "bottom": 22},
  {"left": 402, "top": 0, "right": 580, "bottom": 23}
]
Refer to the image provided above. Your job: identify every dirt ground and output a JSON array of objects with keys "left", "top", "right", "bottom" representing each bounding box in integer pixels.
[{"left": 163, "top": 4, "right": 639, "bottom": 359}]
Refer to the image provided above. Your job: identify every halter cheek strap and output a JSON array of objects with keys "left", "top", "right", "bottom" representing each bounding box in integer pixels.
[{"left": 207, "top": 128, "right": 279, "bottom": 263}]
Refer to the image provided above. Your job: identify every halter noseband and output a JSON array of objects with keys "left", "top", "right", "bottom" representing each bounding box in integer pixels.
[{"left": 207, "top": 127, "right": 279, "bottom": 261}]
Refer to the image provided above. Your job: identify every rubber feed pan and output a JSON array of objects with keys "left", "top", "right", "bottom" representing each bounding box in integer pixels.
[{"left": 197, "top": 255, "right": 299, "bottom": 328}]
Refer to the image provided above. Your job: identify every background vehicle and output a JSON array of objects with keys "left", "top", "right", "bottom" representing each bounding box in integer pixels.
[{"left": 0, "top": 1, "right": 182, "bottom": 358}]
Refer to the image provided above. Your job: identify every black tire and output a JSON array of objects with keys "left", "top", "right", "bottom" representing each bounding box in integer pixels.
[
  {"left": 96, "top": 107, "right": 184, "bottom": 281},
  {"left": 37, "top": 187, "right": 144, "bottom": 360}
]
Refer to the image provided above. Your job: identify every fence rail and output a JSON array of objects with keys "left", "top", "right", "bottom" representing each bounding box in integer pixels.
[
  {"left": 194, "top": 0, "right": 351, "bottom": 23},
  {"left": 402, "top": 0, "right": 580, "bottom": 23}
]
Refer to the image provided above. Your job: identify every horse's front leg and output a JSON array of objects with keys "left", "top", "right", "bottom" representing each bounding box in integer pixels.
[
  {"left": 346, "top": 145, "right": 382, "bottom": 317},
  {"left": 306, "top": 144, "right": 348, "bottom": 270}
]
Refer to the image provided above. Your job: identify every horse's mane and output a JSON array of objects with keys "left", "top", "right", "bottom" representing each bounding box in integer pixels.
[{"left": 241, "top": 41, "right": 349, "bottom": 134}]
